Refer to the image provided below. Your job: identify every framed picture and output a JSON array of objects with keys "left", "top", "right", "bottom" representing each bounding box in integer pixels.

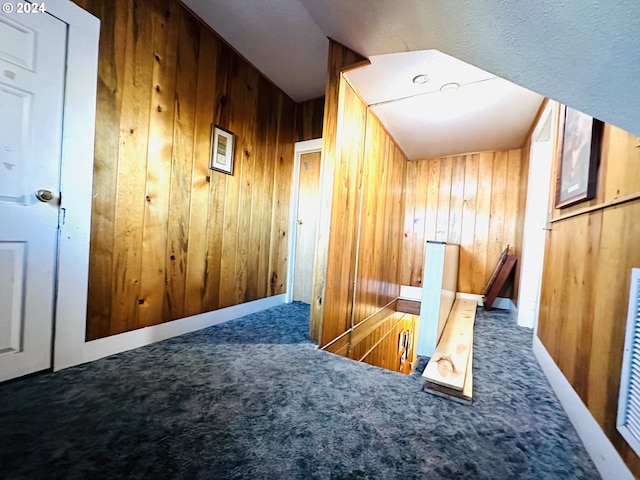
[
  {"left": 555, "top": 105, "right": 603, "bottom": 208},
  {"left": 210, "top": 125, "right": 235, "bottom": 175}
]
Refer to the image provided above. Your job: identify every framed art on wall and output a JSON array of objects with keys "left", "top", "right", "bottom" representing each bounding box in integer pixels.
[
  {"left": 210, "top": 124, "right": 235, "bottom": 175},
  {"left": 555, "top": 105, "right": 603, "bottom": 208}
]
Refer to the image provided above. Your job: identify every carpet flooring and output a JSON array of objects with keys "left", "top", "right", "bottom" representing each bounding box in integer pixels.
[{"left": 0, "top": 302, "right": 600, "bottom": 479}]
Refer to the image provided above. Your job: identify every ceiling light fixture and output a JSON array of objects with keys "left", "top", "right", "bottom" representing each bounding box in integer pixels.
[
  {"left": 412, "top": 74, "right": 430, "bottom": 85},
  {"left": 440, "top": 82, "right": 460, "bottom": 93}
]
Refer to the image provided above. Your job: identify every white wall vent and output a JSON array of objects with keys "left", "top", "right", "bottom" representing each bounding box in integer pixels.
[{"left": 617, "top": 268, "right": 640, "bottom": 456}]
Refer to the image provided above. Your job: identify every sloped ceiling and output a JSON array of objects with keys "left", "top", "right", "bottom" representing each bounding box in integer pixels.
[
  {"left": 182, "top": 0, "right": 640, "bottom": 158},
  {"left": 345, "top": 50, "right": 543, "bottom": 159}
]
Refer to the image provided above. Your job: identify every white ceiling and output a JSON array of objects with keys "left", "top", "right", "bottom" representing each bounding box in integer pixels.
[
  {"left": 182, "top": 0, "right": 640, "bottom": 159},
  {"left": 345, "top": 51, "right": 543, "bottom": 159}
]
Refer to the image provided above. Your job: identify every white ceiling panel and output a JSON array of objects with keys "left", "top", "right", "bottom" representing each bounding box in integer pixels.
[
  {"left": 346, "top": 50, "right": 495, "bottom": 106},
  {"left": 370, "top": 76, "right": 544, "bottom": 160}
]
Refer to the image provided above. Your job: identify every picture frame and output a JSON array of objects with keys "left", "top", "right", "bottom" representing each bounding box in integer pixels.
[
  {"left": 209, "top": 124, "right": 235, "bottom": 175},
  {"left": 555, "top": 105, "right": 603, "bottom": 208}
]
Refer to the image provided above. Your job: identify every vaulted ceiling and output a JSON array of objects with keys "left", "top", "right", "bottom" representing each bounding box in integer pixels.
[{"left": 182, "top": 0, "right": 640, "bottom": 158}]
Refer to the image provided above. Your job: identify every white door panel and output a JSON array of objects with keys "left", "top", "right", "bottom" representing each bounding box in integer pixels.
[{"left": 0, "top": 4, "right": 67, "bottom": 381}]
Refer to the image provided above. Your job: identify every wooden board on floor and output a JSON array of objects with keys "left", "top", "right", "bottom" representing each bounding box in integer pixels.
[
  {"left": 423, "top": 343, "right": 473, "bottom": 404},
  {"left": 422, "top": 299, "right": 476, "bottom": 391}
]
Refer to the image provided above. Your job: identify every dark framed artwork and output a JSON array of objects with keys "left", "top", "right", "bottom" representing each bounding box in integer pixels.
[
  {"left": 555, "top": 105, "right": 603, "bottom": 208},
  {"left": 209, "top": 124, "right": 235, "bottom": 175}
]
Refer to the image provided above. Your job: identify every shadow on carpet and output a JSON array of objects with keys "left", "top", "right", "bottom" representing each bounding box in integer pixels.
[{"left": 0, "top": 302, "right": 600, "bottom": 479}]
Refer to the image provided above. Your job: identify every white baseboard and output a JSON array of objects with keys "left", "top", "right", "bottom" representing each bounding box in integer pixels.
[
  {"left": 399, "top": 287, "right": 517, "bottom": 311},
  {"left": 533, "top": 336, "right": 633, "bottom": 480},
  {"left": 455, "top": 292, "right": 516, "bottom": 311},
  {"left": 399, "top": 285, "right": 422, "bottom": 300},
  {"left": 65, "top": 294, "right": 286, "bottom": 369}
]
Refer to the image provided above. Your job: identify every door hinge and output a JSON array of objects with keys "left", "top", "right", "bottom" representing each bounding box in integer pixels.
[{"left": 58, "top": 207, "right": 66, "bottom": 227}]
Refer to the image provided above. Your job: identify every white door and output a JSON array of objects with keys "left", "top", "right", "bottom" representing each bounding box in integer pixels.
[
  {"left": 517, "top": 102, "right": 556, "bottom": 330},
  {"left": 293, "top": 151, "right": 322, "bottom": 303},
  {"left": 0, "top": 4, "right": 67, "bottom": 381}
]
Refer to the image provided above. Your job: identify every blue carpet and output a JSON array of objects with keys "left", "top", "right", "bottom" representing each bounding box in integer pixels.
[{"left": 0, "top": 302, "right": 600, "bottom": 479}]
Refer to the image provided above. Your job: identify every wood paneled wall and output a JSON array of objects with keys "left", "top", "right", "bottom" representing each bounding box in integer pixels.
[
  {"left": 354, "top": 313, "right": 417, "bottom": 375},
  {"left": 295, "top": 96, "right": 324, "bottom": 142},
  {"left": 320, "top": 80, "right": 407, "bottom": 346},
  {"left": 310, "top": 40, "right": 367, "bottom": 343},
  {"left": 538, "top": 121, "right": 640, "bottom": 475},
  {"left": 401, "top": 149, "right": 527, "bottom": 298},
  {"left": 353, "top": 111, "right": 406, "bottom": 326},
  {"left": 74, "top": 0, "right": 295, "bottom": 340}
]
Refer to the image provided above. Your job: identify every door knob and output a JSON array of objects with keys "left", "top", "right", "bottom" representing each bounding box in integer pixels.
[{"left": 35, "top": 189, "right": 54, "bottom": 203}]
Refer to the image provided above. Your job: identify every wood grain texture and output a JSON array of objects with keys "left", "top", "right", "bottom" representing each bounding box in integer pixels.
[
  {"left": 424, "top": 342, "right": 473, "bottom": 404},
  {"left": 309, "top": 40, "right": 368, "bottom": 344},
  {"left": 138, "top": 0, "right": 179, "bottom": 327},
  {"left": 80, "top": 0, "right": 295, "bottom": 340},
  {"left": 320, "top": 84, "right": 406, "bottom": 348},
  {"left": 401, "top": 149, "right": 526, "bottom": 298},
  {"left": 294, "top": 96, "right": 324, "bottom": 142},
  {"left": 82, "top": 0, "right": 128, "bottom": 340},
  {"left": 422, "top": 299, "right": 476, "bottom": 391},
  {"left": 321, "top": 81, "right": 367, "bottom": 345},
  {"left": 538, "top": 122, "right": 640, "bottom": 475}
]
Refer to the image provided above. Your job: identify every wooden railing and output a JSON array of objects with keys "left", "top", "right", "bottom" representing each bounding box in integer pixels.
[{"left": 322, "top": 298, "right": 420, "bottom": 374}]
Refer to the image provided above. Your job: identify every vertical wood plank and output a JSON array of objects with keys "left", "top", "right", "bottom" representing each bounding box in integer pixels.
[
  {"left": 508, "top": 148, "right": 525, "bottom": 301},
  {"left": 435, "top": 156, "right": 453, "bottom": 242},
  {"left": 425, "top": 158, "right": 440, "bottom": 243},
  {"left": 311, "top": 40, "right": 368, "bottom": 344},
  {"left": 138, "top": 0, "right": 179, "bottom": 327},
  {"left": 487, "top": 150, "right": 508, "bottom": 283},
  {"left": 294, "top": 96, "right": 325, "bottom": 142},
  {"left": 401, "top": 161, "right": 417, "bottom": 286},
  {"left": 409, "top": 160, "right": 430, "bottom": 287},
  {"left": 458, "top": 154, "right": 478, "bottom": 294},
  {"left": 270, "top": 95, "right": 295, "bottom": 297},
  {"left": 109, "top": 0, "right": 154, "bottom": 334},
  {"left": 162, "top": 8, "right": 199, "bottom": 321},
  {"left": 447, "top": 156, "right": 465, "bottom": 246},
  {"left": 201, "top": 42, "right": 231, "bottom": 312},
  {"left": 234, "top": 66, "right": 260, "bottom": 304},
  {"left": 183, "top": 25, "right": 217, "bottom": 317},
  {"left": 257, "top": 79, "right": 278, "bottom": 300},
  {"left": 470, "top": 152, "right": 493, "bottom": 293},
  {"left": 84, "top": 0, "right": 128, "bottom": 339}
]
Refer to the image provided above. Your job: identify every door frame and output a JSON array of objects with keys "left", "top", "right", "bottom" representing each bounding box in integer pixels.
[
  {"left": 286, "top": 138, "right": 322, "bottom": 303},
  {"left": 516, "top": 100, "right": 557, "bottom": 331},
  {"left": 46, "top": 0, "right": 100, "bottom": 371}
]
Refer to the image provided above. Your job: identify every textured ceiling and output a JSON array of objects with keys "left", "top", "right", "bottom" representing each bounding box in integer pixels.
[{"left": 182, "top": 0, "right": 640, "bottom": 158}]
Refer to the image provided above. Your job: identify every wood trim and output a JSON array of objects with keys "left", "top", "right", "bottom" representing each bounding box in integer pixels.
[
  {"left": 350, "top": 298, "right": 398, "bottom": 347},
  {"left": 549, "top": 191, "right": 640, "bottom": 224},
  {"left": 321, "top": 298, "right": 398, "bottom": 352},
  {"left": 358, "top": 313, "right": 405, "bottom": 362},
  {"left": 51, "top": 0, "right": 101, "bottom": 372},
  {"left": 397, "top": 299, "right": 421, "bottom": 315},
  {"left": 321, "top": 329, "right": 350, "bottom": 354},
  {"left": 524, "top": 98, "right": 550, "bottom": 141}
]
